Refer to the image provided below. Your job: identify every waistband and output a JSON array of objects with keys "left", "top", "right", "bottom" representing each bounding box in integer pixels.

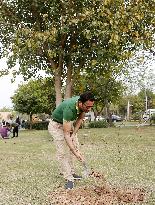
[{"left": 52, "top": 119, "right": 63, "bottom": 124}]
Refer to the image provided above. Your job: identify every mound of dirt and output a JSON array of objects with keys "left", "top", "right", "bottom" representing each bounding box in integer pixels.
[
  {"left": 48, "top": 171, "right": 146, "bottom": 205},
  {"left": 48, "top": 185, "right": 145, "bottom": 205}
]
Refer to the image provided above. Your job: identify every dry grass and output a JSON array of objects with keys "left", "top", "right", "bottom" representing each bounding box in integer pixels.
[{"left": 0, "top": 126, "right": 155, "bottom": 204}]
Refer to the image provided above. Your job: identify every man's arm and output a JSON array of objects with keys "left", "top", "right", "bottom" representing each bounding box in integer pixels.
[
  {"left": 63, "top": 120, "right": 84, "bottom": 162},
  {"left": 73, "top": 112, "right": 85, "bottom": 135}
]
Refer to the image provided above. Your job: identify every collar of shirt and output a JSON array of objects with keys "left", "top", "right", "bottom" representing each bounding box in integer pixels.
[{"left": 76, "top": 100, "right": 84, "bottom": 117}]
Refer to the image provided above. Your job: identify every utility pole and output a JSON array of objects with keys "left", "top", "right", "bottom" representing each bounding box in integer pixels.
[
  {"left": 145, "top": 86, "right": 148, "bottom": 111},
  {"left": 145, "top": 95, "right": 148, "bottom": 111},
  {"left": 127, "top": 100, "right": 130, "bottom": 121}
]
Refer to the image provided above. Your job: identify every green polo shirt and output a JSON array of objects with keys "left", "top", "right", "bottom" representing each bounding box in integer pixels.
[{"left": 52, "top": 96, "right": 80, "bottom": 123}]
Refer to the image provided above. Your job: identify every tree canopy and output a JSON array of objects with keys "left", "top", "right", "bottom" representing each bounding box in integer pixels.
[
  {"left": 0, "top": 0, "right": 154, "bottom": 105},
  {"left": 11, "top": 78, "right": 56, "bottom": 115},
  {"left": 73, "top": 70, "right": 124, "bottom": 115}
]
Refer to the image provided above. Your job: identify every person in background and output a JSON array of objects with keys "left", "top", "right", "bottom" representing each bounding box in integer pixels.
[
  {"left": 15, "top": 116, "right": 21, "bottom": 127},
  {"left": 12, "top": 124, "right": 18, "bottom": 137},
  {"left": 0, "top": 122, "right": 11, "bottom": 139},
  {"left": 48, "top": 91, "right": 95, "bottom": 189},
  {"left": 12, "top": 116, "right": 21, "bottom": 137},
  {"left": 2, "top": 119, "right": 6, "bottom": 126},
  {"left": 21, "top": 119, "right": 26, "bottom": 129}
]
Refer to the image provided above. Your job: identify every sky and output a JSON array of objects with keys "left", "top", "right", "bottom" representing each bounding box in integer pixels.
[
  {"left": 0, "top": 58, "right": 23, "bottom": 109},
  {"left": 0, "top": 74, "right": 23, "bottom": 109}
]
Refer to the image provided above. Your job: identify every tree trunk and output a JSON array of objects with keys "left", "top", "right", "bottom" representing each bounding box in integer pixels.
[
  {"left": 64, "top": 64, "right": 72, "bottom": 99},
  {"left": 105, "top": 99, "right": 113, "bottom": 127},
  {"left": 54, "top": 67, "right": 62, "bottom": 107},
  {"left": 48, "top": 58, "right": 63, "bottom": 107},
  {"left": 106, "top": 104, "right": 113, "bottom": 127},
  {"left": 29, "top": 113, "right": 32, "bottom": 130},
  {"left": 54, "top": 32, "right": 67, "bottom": 106},
  {"left": 64, "top": 30, "right": 77, "bottom": 99}
]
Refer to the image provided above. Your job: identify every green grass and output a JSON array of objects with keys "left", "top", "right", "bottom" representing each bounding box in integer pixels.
[{"left": 0, "top": 126, "right": 155, "bottom": 205}]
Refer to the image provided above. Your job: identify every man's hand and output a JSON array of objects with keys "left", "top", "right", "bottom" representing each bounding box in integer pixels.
[{"left": 75, "top": 150, "right": 85, "bottom": 163}]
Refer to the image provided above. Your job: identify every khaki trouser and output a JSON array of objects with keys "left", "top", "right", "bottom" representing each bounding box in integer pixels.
[{"left": 48, "top": 119, "right": 79, "bottom": 181}]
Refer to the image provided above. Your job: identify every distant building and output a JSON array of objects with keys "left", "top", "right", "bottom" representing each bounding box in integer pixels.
[
  {"left": 32, "top": 114, "right": 41, "bottom": 122},
  {"left": 0, "top": 112, "right": 12, "bottom": 121}
]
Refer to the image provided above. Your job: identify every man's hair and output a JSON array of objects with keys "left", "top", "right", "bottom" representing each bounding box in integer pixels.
[{"left": 78, "top": 91, "right": 95, "bottom": 103}]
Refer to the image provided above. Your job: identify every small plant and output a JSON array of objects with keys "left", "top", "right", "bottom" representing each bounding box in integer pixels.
[
  {"left": 131, "top": 112, "right": 142, "bottom": 121},
  {"left": 88, "top": 120, "right": 109, "bottom": 128}
]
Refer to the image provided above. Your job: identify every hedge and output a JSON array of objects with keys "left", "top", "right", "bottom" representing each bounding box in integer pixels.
[{"left": 24, "top": 121, "right": 49, "bottom": 130}]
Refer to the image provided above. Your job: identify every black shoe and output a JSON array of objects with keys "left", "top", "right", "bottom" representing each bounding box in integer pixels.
[
  {"left": 65, "top": 180, "right": 74, "bottom": 189},
  {"left": 73, "top": 174, "right": 82, "bottom": 180}
]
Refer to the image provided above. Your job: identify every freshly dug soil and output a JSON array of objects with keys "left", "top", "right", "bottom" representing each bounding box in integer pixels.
[{"left": 48, "top": 171, "right": 146, "bottom": 205}]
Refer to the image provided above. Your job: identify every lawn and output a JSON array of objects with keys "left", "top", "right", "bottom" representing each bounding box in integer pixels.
[{"left": 0, "top": 126, "right": 155, "bottom": 205}]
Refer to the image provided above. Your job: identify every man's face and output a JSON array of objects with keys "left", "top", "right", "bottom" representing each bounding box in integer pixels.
[{"left": 79, "top": 100, "right": 94, "bottom": 113}]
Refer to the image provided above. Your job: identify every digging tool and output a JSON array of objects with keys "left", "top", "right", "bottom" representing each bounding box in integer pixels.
[{"left": 82, "top": 162, "right": 91, "bottom": 178}]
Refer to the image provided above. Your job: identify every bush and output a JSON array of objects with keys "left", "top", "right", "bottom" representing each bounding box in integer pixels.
[
  {"left": 131, "top": 112, "right": 142, "bottom": 121},
  {"left": 150, "top": 114, "right": 155, "bottom": 124},
  {"left": 88, "top": 120, "right": 109, "bottom": 128},
  {"left": 24, "top": 121, "right": 49, "bottom": 130}
]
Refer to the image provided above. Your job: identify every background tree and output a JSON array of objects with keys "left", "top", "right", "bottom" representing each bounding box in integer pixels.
[
  {"left": 138, "top": 89, "right": 155, "bottom": 110},
  {"left": 117, "top": 95, "right": 143, "bottom": 120},
  {"left": 0, "top": 107, "right": 13, "bottom": 112},
  {"left": 73, "top": 70, "right": 124, "bottom": 120},
  {"left": 11, "top": 77, "right": 55, "bottom": 125},
  {"left": 117, "top": 88, "right": 155, "bottom": 121},
  {"left": 0, "top": 0, "right": 154, "bottom": 106}
]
